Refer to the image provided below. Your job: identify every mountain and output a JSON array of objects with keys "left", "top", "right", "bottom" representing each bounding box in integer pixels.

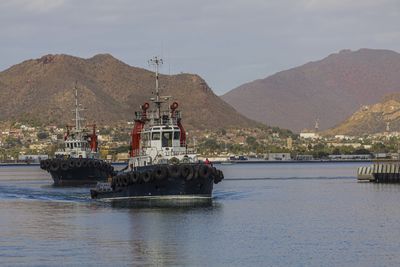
[
  {"left": 0, "top": 54, "right": 257, "bottom": 130},
  {"left": 222, "top": 49, "right": 400, "bottom": 132},
  {"left": 325, "top": 93, "right": 400, "bottom": 136}
]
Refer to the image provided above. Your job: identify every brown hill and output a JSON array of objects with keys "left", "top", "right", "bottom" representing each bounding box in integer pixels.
[
  {"left": 325, "top": 93, "right": 400, "bottom": 136},
  {"left": 222, "top": 49, "right": 400, "bottom": 132},
  {"left": 0, "top": 54, "right": 257, "bottom": 130}
]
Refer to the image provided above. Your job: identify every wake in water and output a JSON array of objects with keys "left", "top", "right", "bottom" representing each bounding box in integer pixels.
[
  {"left": 0, "top": 184, "right": 91, "bottom": 202},
  {"left": 224, "top": 176, "right": 354, "bottom": 181}
]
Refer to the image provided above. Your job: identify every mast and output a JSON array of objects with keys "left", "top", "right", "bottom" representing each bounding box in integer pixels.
[
  {"left": 148, "top": 56, "right": 163, "bottom": 118},
  {"left": 73, "top": 82, "right": 84, "bottom": 132}
]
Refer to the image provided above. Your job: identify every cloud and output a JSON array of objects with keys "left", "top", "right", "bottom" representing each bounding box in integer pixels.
[
  {"left": 302, "top": 0, "right": 391, "bottom": 10},
  {"left": 0, "top": 0, "right": 399, "bottom": 94},
  {"left": 1, "top": 0, "right": 65, "bottom": 13}
]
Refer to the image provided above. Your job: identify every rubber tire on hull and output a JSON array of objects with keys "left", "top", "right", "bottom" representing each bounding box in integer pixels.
[
  {"left": 89, "top": 160, "right": 95, "bottom": 168},
  {"left": 44, "top": 159, "right": 51, "bottom": 169},
  {"left": 130, "top": 172, "right": 139, "bottom": 183},
  {"left": 181, "top": 164, "right": 195, "bottom": 181},
  {"left": 68, "top": 159, "right": 76, "bottom": 169},
  {"left": 82, "top": 159, "right": 88, "bottom": 168},
  {"left": 154, "top": 166, "right": 168, "bottom": 181},
  {"left": 115, "top": 176, "right": 122, "bottom": 187},
  {"left": 40, "top": 160, "right": 46, "bottom": 170},
  {"left": 198, "top": 165, "right": 211, "bottom": 179},
  {"left": 60, "top": 161, "right": 69, "bottom": 171},
  {"left": 76, "top": 160, "right": 83, "bottom": 168},
  {"left": 214, "top": 170, "right": 224, "bottom": 184},
  {"left": 120, "top": 174, "right": 129, "bottom": 187},
  {"left": 168, "top": 165, "right": 181, "bottom": 178},
  {"left": 142, "top": 170, "right": 153, "bottom": 183},
  {"left": 94, "top": 161, "right": 101, "bottom": 168},
  {"left": 50, "top": 160, "right": 60, "bottom": 171}
]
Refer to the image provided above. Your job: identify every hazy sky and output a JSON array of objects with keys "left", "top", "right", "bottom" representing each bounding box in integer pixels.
[{"left": 0, "top": 0, "right": 399, "bottom": 95}]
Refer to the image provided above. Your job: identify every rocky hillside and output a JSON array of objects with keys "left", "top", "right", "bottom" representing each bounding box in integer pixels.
[
  {"left": 0, "top": 54, "right": 257, "bottom": 129},
  {"left": 325, "top": 93, "right": 400, "bottom": 136},
  {"left": 222, "top": 49, "right": 400, "bottom": 132}
]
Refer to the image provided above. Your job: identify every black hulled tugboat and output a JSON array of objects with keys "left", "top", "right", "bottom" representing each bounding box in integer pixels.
[
  {"left": 40, "top": 86, "right": 114, "bottom": 185},
  {"left": 91, "top": 57, "right": 224, "bottom": 201}
]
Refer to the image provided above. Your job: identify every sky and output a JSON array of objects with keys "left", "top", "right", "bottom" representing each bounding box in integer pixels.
[{"left": 0, "top": 0, "right": 399, "bottom": 95}]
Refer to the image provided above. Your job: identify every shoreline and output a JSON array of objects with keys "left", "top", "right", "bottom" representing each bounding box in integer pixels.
[{"left": 0, "top": 160, "right": 374, "bottom": 167}]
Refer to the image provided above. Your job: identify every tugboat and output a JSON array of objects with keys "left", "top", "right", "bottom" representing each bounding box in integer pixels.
[
  {"left": 90, "top": 57, "right": 224, "bottom": 201},
  {"left": 40, "top": 86, "right": 114, "bottom": 185}
]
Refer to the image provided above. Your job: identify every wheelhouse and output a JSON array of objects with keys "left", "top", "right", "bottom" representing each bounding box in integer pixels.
[{"left": 142, "top": 126, "right": 182, "bottom": 149}]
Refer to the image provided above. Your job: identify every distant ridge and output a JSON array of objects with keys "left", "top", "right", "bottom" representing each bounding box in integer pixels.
[
  {"left": 0, "top": 54, "right": 257, "bottom": 129},
  {"left": 325, "top": 93, "right": 400, "bottom": 136},
  {"left": 222, "top": 49, "right": 400, "bottom": 132}
]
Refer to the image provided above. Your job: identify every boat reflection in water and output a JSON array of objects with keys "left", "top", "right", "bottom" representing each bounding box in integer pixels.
[{"left": 109, "top": 196, "right": 213, "bottom": 208}]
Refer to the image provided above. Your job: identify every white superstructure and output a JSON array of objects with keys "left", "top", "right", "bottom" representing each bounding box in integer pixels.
[
  {"left": 128, "top": 57, "right": 197, "bottom": 168},
  {"left": 54, "top": 85, "right": 99, "bottom": 159}
]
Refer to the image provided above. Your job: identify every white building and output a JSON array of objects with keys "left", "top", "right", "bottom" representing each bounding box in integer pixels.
[
  {"left": 300, "top": 131, "right": 319, "bottom": 140},
  {"left": 265, "top": 153, "right": 292, "bottom": 161}
]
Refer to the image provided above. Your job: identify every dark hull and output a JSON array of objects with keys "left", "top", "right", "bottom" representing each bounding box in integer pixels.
[
  {"left": 91, "top": 176, "right": 214, "bottom": 200},
  {"left": 49, "top": 167, "right": 110, "bottom": 185},
  {"left": 373, "top": 173, "right": 400, "bottom": 183},
  {"left": 40, "top": 158, "right": 114, "bottom": 186},
  {"left": 91, "top": 164, "right": 224, "bottom": 201}
]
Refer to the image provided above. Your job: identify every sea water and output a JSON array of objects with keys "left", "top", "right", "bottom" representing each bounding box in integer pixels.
[{"left": 1, "top": 162, "right": 400, "bottom": 266}]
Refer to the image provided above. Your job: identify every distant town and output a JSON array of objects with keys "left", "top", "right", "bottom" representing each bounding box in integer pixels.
[{"left": 1, "top": 121, "right": 399, "bottom": 163}]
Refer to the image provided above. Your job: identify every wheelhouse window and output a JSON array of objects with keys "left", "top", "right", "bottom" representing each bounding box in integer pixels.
[
  {"left": 152, "top": 132, "right": 160, "bottom": 140},
  {"left": 173, "top": 131, "right": 180, "bottom": 140},
  {"left": 142, "top": 132, "right": 150, "bottom": 147},
  {"left": 162, "top": 131, "right": 173, "bottom": 147}
]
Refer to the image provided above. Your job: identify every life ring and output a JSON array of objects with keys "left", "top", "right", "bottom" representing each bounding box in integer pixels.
[
  {"left": 60, "top": 161, "right": 69, "bottom": 171},
  {"left": 50, "top": 160, "right": 60, "bottom": 171},
  {"left": 170, "top": 102, "right": 178, "bottom": 110},
  {"left": 181, "top": 164, "right": 194, "bottom": 181},
  {"left": 68, "top": 159, "right": 76, "bottom": 169},
  {"left": 154, "top": 165, "right": 168, "bottom": 180},
  {"left": 130, "top": 172, "right": 139, "bottom": 183},
  {"left": 141, "top": 170, "right": 153, "bottom": 183},
  {"left": 168, "top": 164, "right": 181, "bottom": 178},
  {"left": 142, "top": 102, "right": 150, "bottom": 110},
  {"left": 198, "top": 165, "right": 211, "bottom": 179}
]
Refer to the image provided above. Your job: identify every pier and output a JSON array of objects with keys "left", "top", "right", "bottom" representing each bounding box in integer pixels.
[{"left": 357, "top": 162, "right": 400, "bottom": 183}]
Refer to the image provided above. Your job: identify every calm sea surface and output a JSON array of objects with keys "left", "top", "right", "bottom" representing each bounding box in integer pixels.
[{"left": 1, "top": 162, "right": 400, "bottom": 266}]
